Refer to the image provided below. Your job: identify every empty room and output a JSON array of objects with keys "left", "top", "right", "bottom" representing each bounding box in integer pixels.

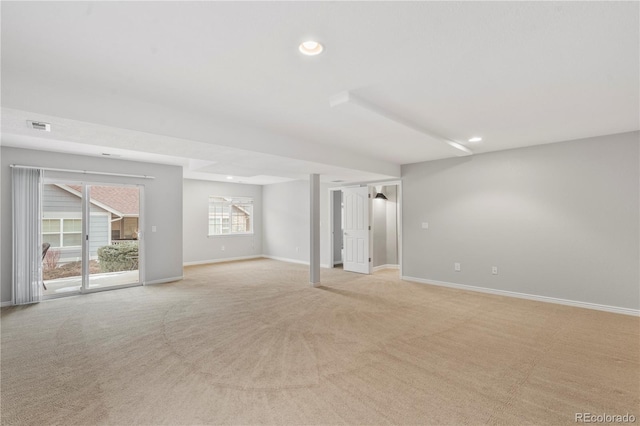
[{"left": 1, "top": 2, "right": 638, "bottom": 425}]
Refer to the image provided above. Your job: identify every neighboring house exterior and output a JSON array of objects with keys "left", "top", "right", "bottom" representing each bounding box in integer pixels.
[
  {"left": 42, "top": 184, "right": 139, "bottom": 264},
  {"left": 69, "top": 185, "right": 140, "bottom": 241}
]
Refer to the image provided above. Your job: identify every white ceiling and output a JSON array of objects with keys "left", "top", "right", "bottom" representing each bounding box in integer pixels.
[{"left": 2, "top": 2, "right": 638, "bottom": 184}]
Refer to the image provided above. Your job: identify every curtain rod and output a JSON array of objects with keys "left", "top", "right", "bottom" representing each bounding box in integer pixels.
[{"left": 10, "top": 164, "right": 155, "bottom": 180}]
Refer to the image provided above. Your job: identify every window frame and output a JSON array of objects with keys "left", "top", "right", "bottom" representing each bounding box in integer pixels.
[
  {"left": 42, "top": 218, "right": 83, "bottom": 248},
  {"left": 207, "top": 196, "right": 254, "bottom": 237}
]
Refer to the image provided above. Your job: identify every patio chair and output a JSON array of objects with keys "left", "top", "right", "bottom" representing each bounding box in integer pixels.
[{"left": 41, "top": 242, "right": 50, "bottom": 290}]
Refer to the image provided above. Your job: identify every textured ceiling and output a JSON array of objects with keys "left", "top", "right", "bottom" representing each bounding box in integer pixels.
[{"left": 1, "top": 1, "right": 638, "bottom": 183}]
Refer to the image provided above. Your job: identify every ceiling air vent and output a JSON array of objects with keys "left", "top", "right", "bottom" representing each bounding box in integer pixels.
[{"left": 27, "top": 120, "right": 51, "bottom": 132}]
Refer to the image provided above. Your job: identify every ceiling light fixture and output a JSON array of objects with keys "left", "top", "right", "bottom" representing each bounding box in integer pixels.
[
  {"left": 226, "top": 176, "right": 233, "bottom": 180},
  {"left": 468, "top": 137, "right": 483, "bottom": 143},
  {"left": 299, "top": 40, "right": 323, "bottom": 56}
]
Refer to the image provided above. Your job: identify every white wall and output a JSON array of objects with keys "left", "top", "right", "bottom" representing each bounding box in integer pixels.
[
  {"left": 183, "top": 179, "right": 262, "bottom": 264},
  {"left": 401, "top": 131, "right": 639, "bottom": 311},
  {"left": 0, "top": 148, "right": 3, "bottom": 297},
  {"left": 1, "top": 147, "right": 184, "bottom": 303},
  {"left": 373, "top": 194, "right": 388, "bottom": 267},
  {"left": 385, "top": 186, "right": 398, "bottom": 265},
  {"left": 373, "top": 185, "right": 398, "bottom": 267},
  {"left": 262, "top": 180, "right": 331, "bottom": 268}
]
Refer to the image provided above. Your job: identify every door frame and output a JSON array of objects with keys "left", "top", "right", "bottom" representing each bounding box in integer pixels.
[
  {"left": 41, "top": 178, "right": 145, "bottom": 299},
  {"left": 81, "top": 182, "right": 145, "bottom": 294},
  {"left": 328, "top": 186, "right": 344, "bottom": 270},
  {"left": 328, "top": 180, "right": 402, "bottom": 277},
  {"left": 328, "top": 188, "right": 343, "bottom": 267}
]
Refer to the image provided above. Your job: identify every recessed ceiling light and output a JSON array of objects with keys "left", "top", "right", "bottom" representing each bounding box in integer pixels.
[
  {"left": 226, "top": 176, "right": 233, "bottom": 180},
  {"left": 468, "top": 137, "right": 483, "bottom": 143},
  {"left": 299, "top": 40, "right": 323, "bottom": 56}
]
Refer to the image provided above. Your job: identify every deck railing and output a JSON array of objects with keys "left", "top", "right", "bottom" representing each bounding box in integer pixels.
[{"left": 111, "top": 239, "right": 138, "bottom": 245}]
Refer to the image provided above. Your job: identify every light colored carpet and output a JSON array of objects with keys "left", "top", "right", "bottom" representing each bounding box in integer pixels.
[{"left": 1, "top": 259, "right": 638, "bottom": 425}]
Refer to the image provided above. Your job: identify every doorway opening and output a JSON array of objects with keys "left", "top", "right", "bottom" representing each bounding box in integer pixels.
[
  {"left": 329, "top": 181, "right": 401, "bottom": 276},
  {"left": 371, "top": 184, "right": 400, "bottom": 274},
  {"left": 41, "top": 181, "right": 143, "bottom": 298},
  {"left": 331, "top": 189, "right": 344, "bottom": 268}
]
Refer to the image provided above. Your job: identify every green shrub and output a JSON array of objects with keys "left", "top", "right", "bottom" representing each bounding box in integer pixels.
[{"left": 97, "top": 243, "right": 139, "bottom": 272}]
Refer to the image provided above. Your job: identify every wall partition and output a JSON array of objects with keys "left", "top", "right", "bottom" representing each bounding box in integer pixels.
[{"left": 1, "top": 147, "right": 184, "bottom": 307}]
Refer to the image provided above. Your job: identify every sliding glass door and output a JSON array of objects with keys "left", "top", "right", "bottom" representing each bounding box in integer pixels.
[
  {"left": 87, "top": 185, "right": 140, "bottom": 290},
  {"left": 42, "top": 181, "right": 142, "bottom": 298},
  {"left": 42, "top": 183, "right": 84, "bottom": 295}
]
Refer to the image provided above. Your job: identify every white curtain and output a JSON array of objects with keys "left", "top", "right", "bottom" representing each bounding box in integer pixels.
[{"left": 12, "top": 167, "right": 43, "bottom": 305}]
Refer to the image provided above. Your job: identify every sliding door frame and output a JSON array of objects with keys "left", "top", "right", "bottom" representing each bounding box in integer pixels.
[
  {"left": 42, "top": 178, "right": 145, "bottom": 298},
  {"left": 81, "top": 182, "right": 145, "bottom": 294}
]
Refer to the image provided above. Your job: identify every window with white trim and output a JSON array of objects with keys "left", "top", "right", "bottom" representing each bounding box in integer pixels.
[
  {"left": 42, "top": 218, "right": 82, "bottom": 247},
  {"left": 208, "top": 196, "right": 253, "bottom": 236}
]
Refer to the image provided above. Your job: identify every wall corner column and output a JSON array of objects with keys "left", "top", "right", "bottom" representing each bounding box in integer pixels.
[{"left": 310, "top": 173, "right": 320, "bottom": 286}]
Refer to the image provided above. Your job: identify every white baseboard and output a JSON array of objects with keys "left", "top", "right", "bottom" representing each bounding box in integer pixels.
[
  {"left": 373, "top": 264, "right": 400, "bottom": 272},
  {"left": 402, "top": 276, "right": 640, "bottom": 317},
  {"left": 262, "top": 255, "right": 330, "bottom": 269},
  {"left": 184, "top": 255, "right": 263, "bottom": 266},
  {"left": 144, "top": 275, "right": 183, "bottom": 285},
  {"left": 1, "top": 301, "right": 13, "bottom": 308},
  {"left": 262, "top": 255, "right": 308, "bottom": 266}
]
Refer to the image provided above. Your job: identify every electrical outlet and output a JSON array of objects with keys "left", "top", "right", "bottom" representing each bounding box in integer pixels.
[
  {"left": 296, "top": 247, "right": 300, "bottom": 253},
  {"left": 492, "top": 266, "right": 498, "bottom": 275},
  {"left": 421, "top": 222, "right": 429, "bottom": 229},
  {"left": 454, "top": 262, "right": 461, "bottom": 272},
  {"left": 221, "top": 245, "right": 225, "bottom": 251},
  {"left": 151, "top": 226, "right": 157, "bottom": 232}
]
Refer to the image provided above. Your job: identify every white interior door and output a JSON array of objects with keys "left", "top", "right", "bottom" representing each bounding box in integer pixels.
[{"left": 342, "top": 186, "right": 371, "bottom": 274}]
